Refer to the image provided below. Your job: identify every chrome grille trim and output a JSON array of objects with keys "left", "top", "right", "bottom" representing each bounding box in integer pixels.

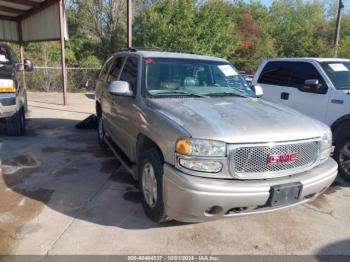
[{"left": 228, "top": 138, "right": 321, "bottom": 179}]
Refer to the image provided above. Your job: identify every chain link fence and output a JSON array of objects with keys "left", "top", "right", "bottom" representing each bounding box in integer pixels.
[{"left": 25, "top": 67, "right": 100, "bottom": 92}]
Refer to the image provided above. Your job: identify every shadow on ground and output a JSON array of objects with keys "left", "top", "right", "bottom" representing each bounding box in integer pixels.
[
  {"left": 0, "top": 118, "right": 186, "bottom": 231},
  {"left": 317, "top": 239, "right": 350, "bottom": 257},
  {"left": 1, "top": 117, "right": 349, "bottom": 231}
]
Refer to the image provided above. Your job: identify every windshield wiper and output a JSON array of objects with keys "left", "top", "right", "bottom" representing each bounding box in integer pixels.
[
  {"left": 204, "top": 91, "right": 249, "bottom": 98},
  {"left": 338, "top": 85, "right": 350, "bottom": 90},
  {"left": 152, "top": 90, "right": 208, "bottom": 98}
]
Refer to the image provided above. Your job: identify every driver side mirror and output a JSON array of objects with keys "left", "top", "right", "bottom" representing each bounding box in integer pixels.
[
  {"left": 24, "top": 59, "right": 33, "bottom": 72},
  {"left": 108, "top": 81, "right": 133, "bottom": 96},
  {"left": 252, "top": 85, "right": 264, "bottom": 98},
  {"left": 302, "top": 79, "right": 319, "bottom": 92}
]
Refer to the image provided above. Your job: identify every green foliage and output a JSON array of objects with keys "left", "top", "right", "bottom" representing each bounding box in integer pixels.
[
  {"left": 134, "top": 0, "right": 238, "bottom": 59},
  {"left": 268, "top": 0, "right": 332, "bottom": 57},
  {"left": 18, "top": 0, "right": 350, "bottom": 74}
]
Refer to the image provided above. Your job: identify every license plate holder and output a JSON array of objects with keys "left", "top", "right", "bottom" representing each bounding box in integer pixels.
[{"left": 268, "top": 182, "right": 303, "bottom": 207}]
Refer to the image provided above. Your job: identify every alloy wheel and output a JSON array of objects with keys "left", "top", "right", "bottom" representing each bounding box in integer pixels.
[
  {"left": 98, "top": 117, "right": 104, "bottom": 140},
  {"left": 142, "top": 162, "right": 158, "bottom": 208},
  {"left": 339, "top": 142, "right": 350, "bottom": 178}
]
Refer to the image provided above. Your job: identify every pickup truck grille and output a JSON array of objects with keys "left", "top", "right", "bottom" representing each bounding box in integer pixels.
[{"left": 230, "top": 140, "right": 320, "bottom": 179}]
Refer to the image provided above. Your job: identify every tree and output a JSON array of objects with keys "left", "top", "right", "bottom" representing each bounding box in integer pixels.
[
  {"left": 228, "top": 1, "right": 276, "bottom": 73},
  {"left": 338, "top": 12, "right": 350, "bottom": 58},
  {"left": 133, "top": 0, "right": 238, "bottom": 59},
  {"left": 268, "top": 0, "right": 332, "bottom": 57},
  {"left": 73, "top": 0, "right": 127, "bottom": 58}
]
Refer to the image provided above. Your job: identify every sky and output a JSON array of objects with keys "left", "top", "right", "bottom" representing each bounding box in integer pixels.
[{"left": 242, "top": 0, "right": 350, "bottom": 11}]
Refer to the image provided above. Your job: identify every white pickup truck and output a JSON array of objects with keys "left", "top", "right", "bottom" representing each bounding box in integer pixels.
[{"left": 253, "top": 58, "right": 350, "bottom": 181}]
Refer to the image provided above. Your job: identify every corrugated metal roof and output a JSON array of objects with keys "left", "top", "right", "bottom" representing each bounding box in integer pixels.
[
  {"left": 22, "top": 3, "right": 64, "bottom": 42},
  {"left": 0, "top": 0, "right": 47, "bottom": 20},
  {"left": 0, "top": 19, "right": 19, "bottom": 41},
  {"left": 0, "top": 0, "right": 66, "bottom": 43}
]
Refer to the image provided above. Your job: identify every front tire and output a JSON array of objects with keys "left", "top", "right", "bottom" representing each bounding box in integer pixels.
[
  {"left": 139, "top": 148, "right": 168, "bottom": 223},
  {"left": 6, "top": 107, "right": 26, "bottom": 136},
  {"left": 335, "top": 135, "right": 350, "bottom": 182},
  {"left": 97, "top": 114, "right": 107, "bottom": 148}
]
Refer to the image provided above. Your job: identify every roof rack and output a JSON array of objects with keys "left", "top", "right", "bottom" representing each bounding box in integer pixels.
[{"left": 115, "top": 47, "right": 197, "bottom": 55}]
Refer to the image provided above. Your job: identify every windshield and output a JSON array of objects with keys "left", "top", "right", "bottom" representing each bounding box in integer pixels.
[
  {"left": 143, "top": 58, "right": 254, "bottom": 97},
  {"left": 0, "top": 47, "right": 10, "bottom": 65},
  {"left": 320, "top": 61, "right": 350, "bottom": 90}
]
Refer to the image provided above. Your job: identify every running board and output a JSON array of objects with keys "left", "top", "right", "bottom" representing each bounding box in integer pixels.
[{"left": 104, "top": 135, "right": 137, "bottom": 179}]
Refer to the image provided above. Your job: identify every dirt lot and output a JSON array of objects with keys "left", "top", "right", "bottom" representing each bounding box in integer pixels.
[{"left": 0, "top": 92, "right": 350, "bottom": 256}]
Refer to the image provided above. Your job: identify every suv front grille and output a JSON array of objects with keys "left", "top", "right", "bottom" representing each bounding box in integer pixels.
[{"left": 229, "top": 140, "right": 320, "bottom": 179}]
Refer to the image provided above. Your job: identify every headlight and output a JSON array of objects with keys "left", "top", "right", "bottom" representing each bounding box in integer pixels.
[
  {"left": 320, "top": 129, "right": 333, "bottom": 161},
  {"left": 176, "top": 138, "right": 226, "bottom": 157},
  {"left": 0, "top": 79, "right": 16, "bottom": 93}
]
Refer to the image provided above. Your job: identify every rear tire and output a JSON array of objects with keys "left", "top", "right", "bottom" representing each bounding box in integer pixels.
[
  {"left": 139, "top": 148, "right": 168, "bottom": 223},
  {"left": 97, "top": 114, "right": 107, "bottom": 148},
  {"left": 334, "top": 134, "right": 350, "bottom": 182},
  {"left": 6, "top": 107, "right": 26, "bottom": 136}
]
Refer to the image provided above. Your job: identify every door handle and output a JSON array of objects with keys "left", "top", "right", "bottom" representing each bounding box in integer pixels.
[
  {"left": 281, "top": 92, "right": 289, "bottom": 100},
  {"left": 331, "top": 99, "right": 344, "bottom": 105}
]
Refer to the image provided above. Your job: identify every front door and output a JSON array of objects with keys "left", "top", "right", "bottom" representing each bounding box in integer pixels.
[{"left": 258, "top": 61, "right": 330, "bottom": 122}]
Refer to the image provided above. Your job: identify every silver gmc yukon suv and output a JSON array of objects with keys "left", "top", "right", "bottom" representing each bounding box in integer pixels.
[{"left": 95, "top": 49, "right": 338, "bottom": 223}]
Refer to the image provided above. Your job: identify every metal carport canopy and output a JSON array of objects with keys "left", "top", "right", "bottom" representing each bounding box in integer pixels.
[{"left": 0, "top": 0, "right": 68, "bottom": 104}]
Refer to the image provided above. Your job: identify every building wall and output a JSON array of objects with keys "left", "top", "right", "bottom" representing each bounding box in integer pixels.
[
  {"left": 0, "top": 20, "right": 19, "bottom": 42},
  {"left": 21, "top": 3, "right": 68, "bottom": 43}
]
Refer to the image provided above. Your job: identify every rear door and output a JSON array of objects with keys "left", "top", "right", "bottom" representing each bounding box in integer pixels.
[
  {"left": 109, "top": 56, "right": 139, "bottom": 158},
  {"left": 256, "top": 61, "right": 293, "bottom": 108},
  {"left": 102, "top": 56, "right": 126, "bottom": 136}
]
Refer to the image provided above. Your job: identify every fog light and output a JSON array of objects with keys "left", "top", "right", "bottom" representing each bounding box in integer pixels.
[
  {"left": 179, "top": 159, "right": 223, "bottom": 173},
  {"left": 205, "top": 206, "right": 223, "bottom": 216}
]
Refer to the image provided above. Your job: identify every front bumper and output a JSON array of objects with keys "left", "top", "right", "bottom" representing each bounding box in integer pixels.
[
  {"left": 0, "top": 93, "right": 17, "bottom": 118},
  {"left": 163, "top": 158, "right": 338, "bottom": 223}
]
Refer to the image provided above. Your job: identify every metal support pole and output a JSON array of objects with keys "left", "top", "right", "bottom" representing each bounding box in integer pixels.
[
  {"left": 59, "top": 0, "right": 68, "bottom": 105},
  {"left": 334, "top": 0, "right": 344, "bottom": 58},
  {"left": 127, "top": 0, "right": 132, "bottom": 48},
  {"left": 19, "top": 44, "right": 27, "bottom": 90}
]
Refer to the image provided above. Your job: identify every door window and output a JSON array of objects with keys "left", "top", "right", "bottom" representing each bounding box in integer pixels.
[
  {"left": 289, "top": 62, "right": 327, "bottom": 94},
  {"left": 99, "top": 57, "right": 114, "bottom": 82},
  {"left": 120, "top": 57, "right": 138, "bottom": 93},
  {"left": 258, "top": 61, "right": 327, "bottom": 94},
  {"left": 258, "top": 61, "right": 291, "bottom": 86},
  {"left": 107, "top": 57, "right": 125, "bottom": 83}
]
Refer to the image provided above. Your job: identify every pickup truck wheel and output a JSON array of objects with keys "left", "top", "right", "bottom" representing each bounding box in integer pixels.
[
  {"left": 139, "top": 149, "right": 168, "bottom": 223},
  {"left": 97, "top": 115, "right": 107, "bottom": 148},
  {"left": 335, "top": 136, "right": 350, "bottom": 182},
  {"left": 6, "top": 107, "right": 26, "bottom": 136}
]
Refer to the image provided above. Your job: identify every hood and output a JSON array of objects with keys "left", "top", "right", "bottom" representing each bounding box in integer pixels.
[{"left": 147, "top": 97, "right": 328, "bottom": 143}]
